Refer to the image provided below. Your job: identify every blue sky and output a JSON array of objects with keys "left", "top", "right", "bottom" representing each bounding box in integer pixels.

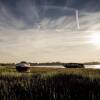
[{"left": 0, "top": 0, "right": 100, "bottom": 63}]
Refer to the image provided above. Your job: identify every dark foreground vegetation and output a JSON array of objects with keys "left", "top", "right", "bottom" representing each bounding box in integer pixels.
[{"left": 0, "top": 66, "right": 100, "bottom": 100}]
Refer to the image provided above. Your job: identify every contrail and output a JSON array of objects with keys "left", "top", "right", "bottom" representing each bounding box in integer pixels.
[
  {"left": 76, "top": 10, "right": 80, "bottom": 30},
  {"left": 42, "top": 6, "right": 80, "bottom": 30}
]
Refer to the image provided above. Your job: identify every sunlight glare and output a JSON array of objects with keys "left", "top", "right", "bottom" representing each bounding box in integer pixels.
[{"left": 89, "top": 32, "right": 100, "bottom": 46}]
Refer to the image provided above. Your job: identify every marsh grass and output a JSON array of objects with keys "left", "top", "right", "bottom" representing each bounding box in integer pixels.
[{"left": 0, "top": 66, "right": 100, "bottom": 100}]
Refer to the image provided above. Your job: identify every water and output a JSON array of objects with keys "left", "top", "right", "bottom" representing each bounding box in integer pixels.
[
  {"left": 33, "top": 65, "right": 100, "bottom": 69},
  {"left": 85, "top": 65, "right": 100, "bottom": 69},
  {"left": 33, "top": 65, "right": 65, "bottom": 68}
]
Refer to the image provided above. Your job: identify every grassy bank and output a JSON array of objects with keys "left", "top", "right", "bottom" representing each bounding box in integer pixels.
[{"left": 0, "top": 66, "right": 100, "bottom": 100}]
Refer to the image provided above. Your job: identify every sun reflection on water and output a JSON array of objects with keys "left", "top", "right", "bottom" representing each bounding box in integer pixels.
[{"left": 85, "top": 65, "right": 100, "bottom": 69}]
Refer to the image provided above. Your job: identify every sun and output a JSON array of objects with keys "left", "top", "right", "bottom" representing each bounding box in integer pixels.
[{"left": 89, "top": 33, "right": 100, "bottom": 46}]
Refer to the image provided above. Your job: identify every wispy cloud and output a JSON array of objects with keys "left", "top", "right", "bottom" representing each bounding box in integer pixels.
[{"left": 0, "top": 0, "right": 100, "bottom": 62}]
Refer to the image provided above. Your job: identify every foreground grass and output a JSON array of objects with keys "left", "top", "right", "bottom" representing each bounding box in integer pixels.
[
  {"left": 0, "top": 66, "right": 100, "bottom": 100},
  {"left": 0, "top": 66, "right": 100, "bottom": 79}
]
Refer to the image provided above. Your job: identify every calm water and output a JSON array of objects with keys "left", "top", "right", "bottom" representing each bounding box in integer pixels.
[
  {"left": 85, "top": 65, "right": 100, "bottom": 69},
  {"left": 33, "top": 65, "right": 65, "bottom": 68},
  {"left": 33, "top": 65, "right": 100, "bottom": 69}
]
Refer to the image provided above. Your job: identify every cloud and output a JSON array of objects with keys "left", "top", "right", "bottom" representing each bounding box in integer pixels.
[
  {"left": 0, "top": 0, "right": 100, "bottom": 62},
  {"left": 0, "top": 0, "right": 100, "bottom": 30}
]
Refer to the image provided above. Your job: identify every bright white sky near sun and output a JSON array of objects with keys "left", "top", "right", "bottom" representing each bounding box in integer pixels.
[
  {"left": 0, "top": 0, "right": 100, "bottom": 63},
  {"left": 0, "top": 29, "right": 100, "bottom": 63}
]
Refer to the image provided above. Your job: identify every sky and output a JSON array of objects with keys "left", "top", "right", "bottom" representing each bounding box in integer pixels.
[{"left": 0, "top": 0, "right": 100, "bottom": 63}]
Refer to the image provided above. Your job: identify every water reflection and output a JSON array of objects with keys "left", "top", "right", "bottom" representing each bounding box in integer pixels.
[
  {"left": 85, "top": 65, "right": 100, "bottom": 69},
  {"left": 33, "top": 65, "right": 100, "bottom": 69},
  {"left": 33, "top": 65, "right": 65, "bottom": 68}
]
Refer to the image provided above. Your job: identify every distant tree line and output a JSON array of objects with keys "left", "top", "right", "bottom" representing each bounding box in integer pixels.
[
  {"left": 0, "top": 63, "right": 15, "bottom": 66},
  {"left": 0, "top": 61, "right": 100, "bottom": 67},
  {"left": 83, "top": 62, "right": 100, "bottom": 65},
  {"left": 30, "top": 62, "right": 63, "bottom": 66}
]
